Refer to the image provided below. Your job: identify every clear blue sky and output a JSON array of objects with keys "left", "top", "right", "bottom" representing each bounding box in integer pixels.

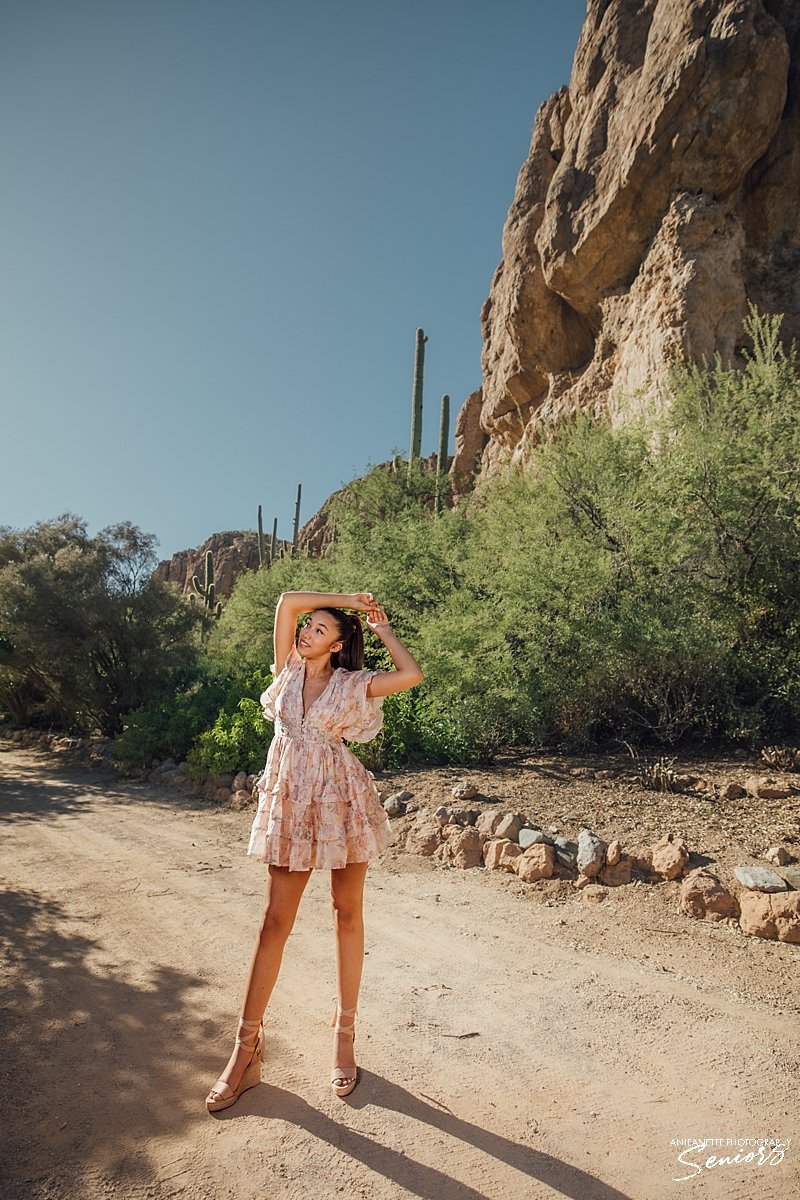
[{"left": 0, "top": 0, "right": 586, "bottom": 562}]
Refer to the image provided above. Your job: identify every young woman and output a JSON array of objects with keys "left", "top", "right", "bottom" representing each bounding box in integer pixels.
[{"left": 205, "top": 590, "right": 424, "bottom": 1111}]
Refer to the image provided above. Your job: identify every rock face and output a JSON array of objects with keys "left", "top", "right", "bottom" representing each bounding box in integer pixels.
[
  {"left": 473, "top": 0, "right": 800, "bottom": 470},
  {"left": 154, "top": 530, "right": 263, "bottom": 599}
]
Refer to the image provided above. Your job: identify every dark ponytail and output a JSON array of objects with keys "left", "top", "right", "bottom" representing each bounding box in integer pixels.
[{"left": 319, "top": 607, "right": 364, "bottom": 671}]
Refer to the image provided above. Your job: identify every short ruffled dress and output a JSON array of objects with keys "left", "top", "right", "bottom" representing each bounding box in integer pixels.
[{"left": 247, "top": 641, "right": 396, "bottom": 871}]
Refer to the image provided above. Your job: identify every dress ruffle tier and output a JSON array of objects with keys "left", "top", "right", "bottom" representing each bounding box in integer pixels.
[{"left": 247, "top": 641, "right": 396, "bottom": 871}]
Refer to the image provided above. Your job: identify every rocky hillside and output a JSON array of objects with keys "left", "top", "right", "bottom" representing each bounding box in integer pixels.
[
  {"left": 153, "top": 456, "right": 428, "bottom": 598},
  {"left": 451, "top": 0, "right": 800, "bottom": 480}
]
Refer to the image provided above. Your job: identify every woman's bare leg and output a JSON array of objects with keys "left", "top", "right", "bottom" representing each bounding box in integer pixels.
[
  {"left": 329, "top": 860, "right": 369, "bottom": 1085},
  {"left": 206, "top": 863, "right": 312, "bottom": 1102}
]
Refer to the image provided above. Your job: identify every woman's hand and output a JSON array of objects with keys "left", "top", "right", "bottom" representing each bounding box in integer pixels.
[
  {"left": 349, "top": 592, "right": 378, "bottom": 612},
  {"left": 365, "top": 602, "right": 392, "bottom": 635}
]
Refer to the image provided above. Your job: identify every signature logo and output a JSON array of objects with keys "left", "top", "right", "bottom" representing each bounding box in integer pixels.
[{"left": 671, "top": 1138, "right": 790, "bottom": 1181}]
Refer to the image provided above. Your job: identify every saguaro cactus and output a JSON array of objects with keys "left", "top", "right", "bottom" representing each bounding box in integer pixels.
[
  {"left": 435, "top": 393, "right": 450, "bottom": 515},
  {"left": 407, "top": 327, "right": 428, "bottom": 481},
  {"left": 257, "top": 504, "right": 265, "bottom": 567},
  {"left": 270, "top": 517, "right": 277, "bottom": 566},
  {"left": 189, "top": 549, "right": 223, "bottom": 620},
  {"left": 292, "top": 483, "right": 302, "bottom": 555}
]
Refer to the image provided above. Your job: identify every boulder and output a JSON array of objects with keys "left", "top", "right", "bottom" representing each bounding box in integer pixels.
[
  {"left": 381, "top": 796, "right": 407, "bottom": 816},
  {"left": 483, "top": 839, "right": 524, "bottom": 871},
  {"left": 434, "top": 826, "right": 484, "bottom": 869},
  {"left": 598, "top": 858, "right": 632, "bottom": 887},
  {"left": 513, "top": 843, "right": 556, "bottom": 883},
  {"left": 765, "top": 846, "right": 792, "bottom": 867},
  {"left": 230, "top": 788, "right": 253, "bottom": 811},
  {"left": 650, "top": 833, "right": 690, "bottom": 880},
  {"left": 743, "top": 775, "right": 795, "bottom": 800},
  {"left": 451, "top": 780, "right": 480, "bottom": 800},
  {"left": 476, "top": 810, "right": 506, "bottom": 837},
  {"left": 679, "top": 869, "right": 740, "bottom": 921},
  {"left": 495, "top": 812, "right": 526, "bottom": 841},
  {"left": 605, "top": 839, "right": 623, "bottom": 866},
  {"left": 577, "top": 829, "right": 607, "bottom": 877},
  {"left": 383, "top": 795, "right": 407, "bottom": 817},
  {"left": 405, "top": 818, "right": 443, "bottom": 857},
  {"left": 738, "top": 890, "right": 800, "bottom": 943},
  {"left": 554, "top": 837, "right": 578, "bottom": 870},
  {"left": 449, "top": 808, "right": 480, "bottom": 827},
  {"left": 519, "top": 827, "right": 551, "bottom": 850},
  {"left": 733, "top": 866, "right": 790, "bottom": 893}
]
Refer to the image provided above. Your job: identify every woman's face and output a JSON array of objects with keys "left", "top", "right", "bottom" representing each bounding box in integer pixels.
[{"left": 297, "top": 610, "right": 343, "bottom": 660}]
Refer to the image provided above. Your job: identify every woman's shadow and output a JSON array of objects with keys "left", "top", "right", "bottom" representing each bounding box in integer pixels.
[{"left": 218, "top": 1070, "right": 632, "bottom": 1200}]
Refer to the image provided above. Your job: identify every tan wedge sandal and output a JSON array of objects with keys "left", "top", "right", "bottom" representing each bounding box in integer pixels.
[
  {"left": 330, "top": 1004, "right": 358, "bottom": 1098},
  {"left": 205, "top": 1016, "right": 263, "bottom": 1113}
]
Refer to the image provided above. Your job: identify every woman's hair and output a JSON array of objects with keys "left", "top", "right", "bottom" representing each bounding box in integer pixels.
[{"left": 314, "top": 606, "right": 364, "bottom": 671}]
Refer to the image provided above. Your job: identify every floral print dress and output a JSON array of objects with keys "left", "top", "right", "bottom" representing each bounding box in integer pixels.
[{"left": 247, "top": 640, "right": 396, "bottom": 871}]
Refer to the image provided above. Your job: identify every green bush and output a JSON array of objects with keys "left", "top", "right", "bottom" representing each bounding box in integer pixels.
[
  {"left": 200, "top": 313, "right": 800, "bottom": 762},
  {"left": 112, "top": 659, "right": 242, "bottom": 770}
]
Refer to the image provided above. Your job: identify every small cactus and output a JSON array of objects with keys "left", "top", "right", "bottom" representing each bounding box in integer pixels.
[
  {"left": 621, "top": 741, "right": 681, "bottom": 792},
  {"left": 760, "top": 744, "right": 800, "bottom": 771}
]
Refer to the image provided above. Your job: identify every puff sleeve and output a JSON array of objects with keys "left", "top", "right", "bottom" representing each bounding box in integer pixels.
[
  {"left": 259, "top": 642, "right": 303, "bottom": 721},
  {"left": 338, "top": 669, "right": 386, "bottom": 743}
]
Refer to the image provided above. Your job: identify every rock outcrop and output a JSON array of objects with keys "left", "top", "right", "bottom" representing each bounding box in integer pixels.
[
  {"left": 154, "top": 531, "right": 263, "bottom": 599},
  {"left": 472, "top": 0, "right": 800, "bottom": 471}
]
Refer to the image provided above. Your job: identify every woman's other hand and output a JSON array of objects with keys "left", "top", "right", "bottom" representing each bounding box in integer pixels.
[{"left": 365, "top": 603, "right": 392, "bottom": 635}]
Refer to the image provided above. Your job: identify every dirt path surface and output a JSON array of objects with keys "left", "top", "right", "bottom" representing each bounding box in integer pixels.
[{"left": 1, "top": 741, "right": 797, "bottom": 1200}]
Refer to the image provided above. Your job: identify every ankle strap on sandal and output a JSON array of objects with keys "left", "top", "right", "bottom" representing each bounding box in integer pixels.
[{"left": 234, "top": 1016, "right": 262, "bottom": 1049}]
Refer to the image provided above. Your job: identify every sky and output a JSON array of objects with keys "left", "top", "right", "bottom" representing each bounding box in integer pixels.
[{"left": 0, "top": 0, "right": 587, "bottom": 563}]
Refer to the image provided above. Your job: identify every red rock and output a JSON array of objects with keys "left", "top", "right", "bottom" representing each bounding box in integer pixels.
[
  {"left": 513, "top": 844, "right": 556, "bottom": 883},
  {"left": 605, "top": 839, "right": 622, "bottom": 866},
  {"left": 434, "top": 826, "right": 484, "bottom": 869},
  {"left": 483, "top": 839, "right": 523, "bottom": 871},
  {"left": 599, "top": 858, "right": 632, "bottom": 887},
  {"left": 405, "top": 820, "right": 442, "bottom": 857},
  {"left": 650, "top": 832, "right": 690, "bottom": 880},
  {"left": 738, "top": 890, "right": 800, "bottom": 943},
  {"left": 679, "top": 868, "right": 740, "bottom": 921},
  {"left": 743, "top": 774, "right": 795, "bottom": 800}
]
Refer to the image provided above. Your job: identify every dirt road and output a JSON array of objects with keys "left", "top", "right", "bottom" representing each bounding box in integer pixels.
[{"left": 1, "top": 742, "right": 797, "bottom": 1200}]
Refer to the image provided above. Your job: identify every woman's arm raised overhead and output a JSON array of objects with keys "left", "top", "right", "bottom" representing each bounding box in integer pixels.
[
  {"left": 363, "top": 604, "right": 424, "bottom": 699},
  {"left": 272, "top": 591, "right": 379, "bottom": 676}
]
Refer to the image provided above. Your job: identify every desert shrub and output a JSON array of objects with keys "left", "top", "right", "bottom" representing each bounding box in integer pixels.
[
  {"left": 111, "top": 658, "right": 242, "bottom": 770},
  {"left": 0, "top": 515, "right": 202, "bottom": 735}
]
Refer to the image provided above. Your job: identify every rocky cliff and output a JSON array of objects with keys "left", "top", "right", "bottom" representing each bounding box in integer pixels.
[
  {"left": 154, "top": 531, "right": 264, "bottom": 599},
  {"left": 451, "top": 0, "right": 800, "bottom": 479}
]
